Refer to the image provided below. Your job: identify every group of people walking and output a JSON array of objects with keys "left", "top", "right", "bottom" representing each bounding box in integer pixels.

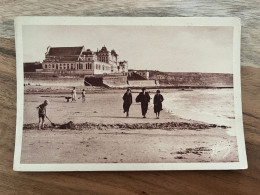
[
  {"left": 72, "top": 86, "right": 164, "bottom": 118},
  {"left": 123, "top": 87, "right": 164, "bottom": 119},
  {"left": 37, "top": 87, "right": 164, "bottom": 129}
]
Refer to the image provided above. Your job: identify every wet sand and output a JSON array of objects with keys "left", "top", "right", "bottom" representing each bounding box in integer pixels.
[{"left": 21, "top": 89, "right": 239, "bottom": 163}]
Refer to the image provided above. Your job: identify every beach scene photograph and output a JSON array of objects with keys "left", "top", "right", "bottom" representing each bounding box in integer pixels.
[{"left": 20, "top": 23, "right": 239, "bottom": 164}]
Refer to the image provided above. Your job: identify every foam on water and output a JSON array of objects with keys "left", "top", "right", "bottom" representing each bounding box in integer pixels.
[{"left": 162, "top": 88, "right": 236, "bottom": 136}]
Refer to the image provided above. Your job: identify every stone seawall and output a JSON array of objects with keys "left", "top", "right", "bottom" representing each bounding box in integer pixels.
[
  {"left": 149, "top": 72, "right": 233, "bottom": 87},
  {"left": 84, "top": 75, "right": 128, "bottom": 87},
  {"left": 84, "top": 76, "right": 158, "bottom": 88},
  {"left": 24, "top": 72, "right": 233, "bottom": 88},
  {"left": 128, "top": 80, "right": 159, "bottom": 87},
  {"left": 24, "top": 77, "right": 84, "bottom": 86},
  {"left": 103, "top": 76, "right": 128, "bottom": 87}
]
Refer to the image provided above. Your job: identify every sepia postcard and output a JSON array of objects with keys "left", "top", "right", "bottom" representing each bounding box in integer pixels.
[{"left": 13, "top": 17, "right": 247, "bottom": 171}]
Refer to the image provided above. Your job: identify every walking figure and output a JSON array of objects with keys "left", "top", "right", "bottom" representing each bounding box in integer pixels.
[
  {"left": 123, "top": 88, "right": 132, "bottom": 117},
  {"left": 82, "top": 89, "right": 86, "bottom": 103},
  {"left": 71, "top": 87, "right": 77, "bottom": 101},
  {"left": 153, "top": 90, "right": 164, "bottom": 119},
  {"left": 36, "top": 100, "right": 49, "bottom": 130},
  {"left": 136, "top": 87, "right": 150, "bottom": 118}
]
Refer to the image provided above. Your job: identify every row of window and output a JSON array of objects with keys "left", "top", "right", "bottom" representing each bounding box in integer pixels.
[
  {"left": 82, "top": 57, "right": 91, "bottom": 61},
  {"left": 78, "top": 63, "right": 93, "bottom": 70},
  {"left": 95, "top": 64, "right": 111, "bottom": 71},
  {"left": 45, "top": 64, "right": 75, "bottom": 70},
  {"left": 44, "top": 63, "right": 112, "bottom": 71},
  {"left": 44, "top": 63, "right": 93, "bottom": 70},
  {"left": 96, "top": 64, "right": 103, "bottom": 70},
  {"left": 99, "top": 56, "right": 108, "bottom": 63}
]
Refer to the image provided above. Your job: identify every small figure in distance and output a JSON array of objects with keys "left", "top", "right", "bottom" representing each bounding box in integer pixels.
[
  {"left": 36, "top": 100, "right": 49, "bottom": 130},
  {"left": 122, "top": 88, "right": 132, "bottom": 117},
  {"left": 71, "top": 87, "right": 77, "bottom": 102},
  {"left": 136, "top": 87, "right": 150, "bottom": 118},
  {"left": 153, "top": 90, "right": 164, "bottom": 119},
  {"left": 82, "top": 89, "right": 86, "bottom": 103}
]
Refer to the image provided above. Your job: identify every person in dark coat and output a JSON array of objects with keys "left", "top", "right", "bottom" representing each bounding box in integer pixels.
[
  {"left": 136, "top": 87, "right": 150, "bottom": 118},
  {"left": 122, "top": 88, "right": 132, "bottom": 117},
  {"left": 153, "top": 90, "right": 164, "bottom": 119}
]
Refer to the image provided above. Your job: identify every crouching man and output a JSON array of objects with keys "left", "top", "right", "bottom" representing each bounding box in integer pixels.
[{"left": 36, "top": 100, "right": 49, "bottom": 130}]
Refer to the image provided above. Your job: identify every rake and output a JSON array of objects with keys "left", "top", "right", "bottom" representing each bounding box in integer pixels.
[{"left": 46, "top": 116, "right": 56, "bottom": 127}]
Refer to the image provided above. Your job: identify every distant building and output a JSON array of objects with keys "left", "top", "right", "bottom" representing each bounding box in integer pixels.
[
  {"left": 118, "top": 60, "right": 128, "bottom": 75},
  {"left": 128, "top": 69, "right": 149, "bottom": 80},
  {"left": 24, "top": 62, "right": 42, "bottom": 72},
  {"left": 42, "top": 46, "right": 128, "bottom": 75},
  {"left": 136, "top": 71, "right": 149, "bottom": 79}
]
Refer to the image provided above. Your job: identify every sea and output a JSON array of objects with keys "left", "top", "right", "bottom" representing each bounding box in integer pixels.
[{"left": 162, "top": 88, "right": 236, "bottom": 136}]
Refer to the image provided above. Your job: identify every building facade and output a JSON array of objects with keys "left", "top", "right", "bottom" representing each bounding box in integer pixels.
[{"left": 42, "top": 46, "right": 128, "bottom": 75}]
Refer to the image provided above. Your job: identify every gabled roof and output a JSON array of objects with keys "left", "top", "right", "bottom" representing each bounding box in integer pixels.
[{"left": 47, "top": 46, "right": 84, "bottom": 56}]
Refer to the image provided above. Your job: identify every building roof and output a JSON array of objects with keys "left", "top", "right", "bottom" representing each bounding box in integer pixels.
[
  {"left": 82, "top": 49, "right": 93, "bottom": 56},
  {"left": 60, "top": 56, "right": 79, "bottom": 62},
  {"left": 47, "top": 46, "right": 84, "bottom": 56},
  {"left": 111, "top": 49, "right": 118, "bottom": 56},
  {"left": 100, "top": 46, "right": 108, "bottom": 53}
]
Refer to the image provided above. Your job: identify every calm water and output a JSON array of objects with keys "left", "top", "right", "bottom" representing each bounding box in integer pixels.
[{"left": 162, "top": 89, "right": 236, "bottom": 135}]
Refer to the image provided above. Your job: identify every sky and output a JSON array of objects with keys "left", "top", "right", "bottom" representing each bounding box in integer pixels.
[{"left": 23, "top": 25, "right": 233, "bottom": 73}]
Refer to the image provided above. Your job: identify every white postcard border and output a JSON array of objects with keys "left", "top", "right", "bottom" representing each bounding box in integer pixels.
[{"left": 13, "top": 17, "right": 247, "bottom": 171}]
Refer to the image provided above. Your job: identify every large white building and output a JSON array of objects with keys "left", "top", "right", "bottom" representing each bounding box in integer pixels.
[{"left": 42, "top": 46, "right": 128, "bottom": 75}]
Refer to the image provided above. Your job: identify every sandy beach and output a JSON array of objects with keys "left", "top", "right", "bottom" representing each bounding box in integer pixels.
[{"left": 21, "top": 87, "right": 239, "bottom": 163}]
